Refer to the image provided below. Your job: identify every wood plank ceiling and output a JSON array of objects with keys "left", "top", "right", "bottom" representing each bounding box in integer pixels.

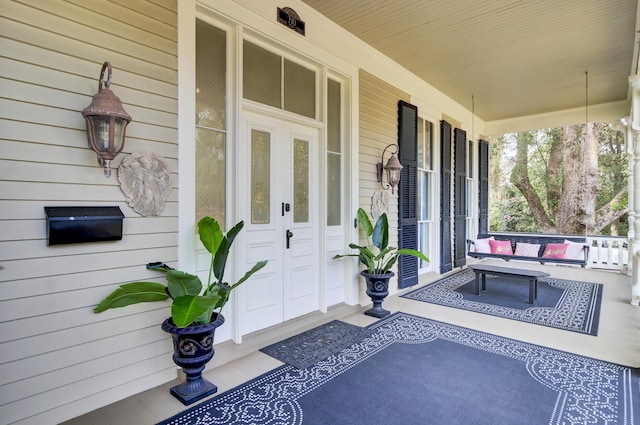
[{"left": 301, "top": 0, "right": 639, "bottom": 122}]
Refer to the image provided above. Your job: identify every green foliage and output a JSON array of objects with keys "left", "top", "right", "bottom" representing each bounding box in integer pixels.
[
  {"left": 334, "top": 208, "right": 429, "bottom": 274},
  {"left": 489, "top": 124, "right": 628, "bottom": 235},
  {"left": 94, "top": 217, "right": 267, "bottom": 328},
  {"left": 502, "top": 187, "right": 538, "bottom": 233}
]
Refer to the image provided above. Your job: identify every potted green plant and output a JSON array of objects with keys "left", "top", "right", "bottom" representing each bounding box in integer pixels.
[
  {"left": 94, "top": 216, "right": 267, "bottom": 405},
  {"left": 334, "top": 208, "right": 429, "bottom": 317}
]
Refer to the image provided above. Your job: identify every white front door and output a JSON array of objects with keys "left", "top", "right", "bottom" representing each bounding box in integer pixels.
[{"left": 238, "top": 112, "right": 321, "bottom": 336}]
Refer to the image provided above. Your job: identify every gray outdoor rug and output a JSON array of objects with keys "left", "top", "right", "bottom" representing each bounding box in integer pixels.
[
  {"left": 157, "top": 312, "right": 638, "bottom": 425},
  {"left": 402, "top": 268, "right": 602, "bottom": 335},
  {"left": 259, "top": 320, "right": 374, "bottom": 368}
]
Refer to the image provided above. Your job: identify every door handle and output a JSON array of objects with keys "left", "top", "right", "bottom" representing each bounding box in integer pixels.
[{"left": 286, "top": 229, "right": 294, "bottom": 249}]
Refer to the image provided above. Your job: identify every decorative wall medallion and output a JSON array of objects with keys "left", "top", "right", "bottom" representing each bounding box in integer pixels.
[
  {"left": 371, "top": 190, "right": 389, "bottom": 219},
  {"left": 118, "top": 151, "right": 173, "bottom": 216}
]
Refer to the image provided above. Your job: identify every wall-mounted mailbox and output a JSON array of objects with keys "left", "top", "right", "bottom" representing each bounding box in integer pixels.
[{"left": 45, "top": 206, "right": 124, "bottom": 246}]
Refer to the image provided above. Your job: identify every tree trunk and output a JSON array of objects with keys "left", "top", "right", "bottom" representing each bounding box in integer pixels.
[
  {"left": 581, "top": 123, "right": 600, "bottom": 235},
  {"left": 546, "top": 128, "right": 563, "bottom": 216},
  {"left": 555, "top": 125, "right": 583, "bottom": 233},
  {"left": 510, "top": 132, "right": 555, "bottom": 232}
]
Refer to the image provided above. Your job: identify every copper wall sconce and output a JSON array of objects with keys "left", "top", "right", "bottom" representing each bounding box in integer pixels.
[
  {"left": 82, "top": 62, "right": 132, "bottom": 178},
  {"left": 376, "top": 143, "right": 403, "bottom": 193}
]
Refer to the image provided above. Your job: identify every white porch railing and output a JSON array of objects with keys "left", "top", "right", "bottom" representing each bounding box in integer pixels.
[{"left": 586, "top": 236, "right": 629, "bottom": 272}]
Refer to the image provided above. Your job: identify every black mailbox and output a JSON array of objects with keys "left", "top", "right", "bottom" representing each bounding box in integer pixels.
[{"left": 45, "top": 206, "right": 124, "bottom": 246}]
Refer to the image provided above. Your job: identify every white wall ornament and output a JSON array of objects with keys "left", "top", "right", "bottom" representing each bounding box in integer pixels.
[
  {"left": 118, "top": 151, "right": 173, "bottom": 216},
  {"left": 371, "top": 190, "right": 390, "bottom": 219}
]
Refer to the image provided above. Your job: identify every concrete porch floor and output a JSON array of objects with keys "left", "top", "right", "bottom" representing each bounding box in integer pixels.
[{"left": 63, "top": 260, "right": 640, "bottom": 425}]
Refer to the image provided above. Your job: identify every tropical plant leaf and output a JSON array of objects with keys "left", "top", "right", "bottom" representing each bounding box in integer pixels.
[
  {"left": 146, "top": 262, "right": 174, "bottom": 272},
  {"left": 212, "top": 236, "right": 230, "bottom": 283},
  {"left": 362, "top": 253, "right": 375, "bottom": 271},
  {"left": 171, "top": 295, "right": 221, "bottom": 328},
  {"left": 93, "top": 282, "right": 169, "bottom": 313},
  {"left": 380, "top": 254, "right": 398, "bottom": 272},
  {"left": 211, "top": 221, "right": 244, "bottom": 283},
  {"left": 374, "top": 246, "right": 395, "bottom": 261},
  {"left": 166, "top": 270, "right": 202, "bottom": 298},
  {"left": 198, "top": 216, "right": 223, "bottom": 257},
  {"left": 230, "top": 260, "right": 268, "bottom": 289},
  {"left": 208, "top": 284, "right": 231, "bottom": 310},
  {"left": 372, "top": 213, "right": 389, "bottom": 251},
  {"left": 397, "top": 248, "right": 430, "bottom": 263},
  {"left": 225, "top": 220, "right": 244, "bottom": 249},
  {"left": 333, "top": 253, "right": 359, "bottom": 259},
  {"left": 357, "top": 208, "right": 373, "bottom": 237}
]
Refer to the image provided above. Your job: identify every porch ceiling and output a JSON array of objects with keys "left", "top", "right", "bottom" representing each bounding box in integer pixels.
[{"left": 301, "top": 0, "right": 639, "bottom": 123}]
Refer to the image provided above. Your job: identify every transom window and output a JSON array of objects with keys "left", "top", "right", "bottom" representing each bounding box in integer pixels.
[{"left": 243, "top": 41, "right": 316, "bottom": 119}]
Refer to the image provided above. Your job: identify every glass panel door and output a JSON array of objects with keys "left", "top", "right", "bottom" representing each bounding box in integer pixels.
[{"left": 239, "top": 112, "right": 320, "bottom": 335}]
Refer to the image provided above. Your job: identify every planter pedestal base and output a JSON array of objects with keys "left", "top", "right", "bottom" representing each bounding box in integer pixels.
[
  {"left": 364, "top": 304, "right": 390, "bottom": 318},
  {"left": 170, "top": 375, "right": 217, "bottom": 406}
]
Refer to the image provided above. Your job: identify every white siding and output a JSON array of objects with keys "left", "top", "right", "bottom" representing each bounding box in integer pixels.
[
  {"left": 0, "top": 1, "right": 178, "bottom": 424},
  {"left": 357, "top": 70, "right": 410, "bottom": 303}
]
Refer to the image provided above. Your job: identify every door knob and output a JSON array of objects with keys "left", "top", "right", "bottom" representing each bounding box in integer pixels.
[{"left": 286, "top": 229, "right": 294, "bottom": 249}]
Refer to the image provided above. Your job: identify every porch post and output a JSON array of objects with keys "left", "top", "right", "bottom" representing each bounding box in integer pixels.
[
  {"left": 629, "top": 75, "right": 640, "bottom": 306},
  {"left": 625, "top": 120, "right": 634, "bottom": 274}
]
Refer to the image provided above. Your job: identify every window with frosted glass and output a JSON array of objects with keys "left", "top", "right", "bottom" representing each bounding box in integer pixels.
[
  {"left": 293, "top": 139, "right": 309, "bottom": 223},
  {"left": 196, "top": 129, "right": 226, "bottom": 224},
  {"left": 196, "top": 20, "right": 226, "bottom": 227},
  {"left": 327, "top": 79, "right": 341, "bottom": 225},
  {"left": 284, "top": 59, "right": 315, "bottom": 118},
  {"left": 243, "top": 41, "right": 281, "bottom": 108},
  {"left": 251, "top": 129, "right": 270, "bottom": 224}
]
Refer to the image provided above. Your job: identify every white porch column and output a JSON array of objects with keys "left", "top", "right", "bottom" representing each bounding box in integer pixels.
[
  {"left": 624, "top": 119, "right": 634, "bottom": 274},
  {"left": 629, "top": 75, "right": 640, "bottom": 306}
]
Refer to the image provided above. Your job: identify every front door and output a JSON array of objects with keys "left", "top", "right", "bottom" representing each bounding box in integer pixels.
[{"left": 238, "top": 111, "right": 320, "bottom": 335}]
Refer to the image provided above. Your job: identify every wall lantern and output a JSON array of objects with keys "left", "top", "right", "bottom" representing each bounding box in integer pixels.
[
  {"left": 376, "top": 143, "right": 403, "bottom": 194},
  {"left": 82, "top": 62, "right": 132, "bottom": 178}
]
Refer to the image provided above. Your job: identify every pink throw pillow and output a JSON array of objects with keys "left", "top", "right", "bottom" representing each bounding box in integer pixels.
[
  {"left": 542, "top": 243, "right": 568, "bottom": 258},
  {"left": 473, "top": 237, "right": 494, "bottom": 253},
  {"left": 514, "top": 242, "right": 540, "bottom": 257},
  {"left": 489, "top": 239, "right": 513, "bottom": 255}
]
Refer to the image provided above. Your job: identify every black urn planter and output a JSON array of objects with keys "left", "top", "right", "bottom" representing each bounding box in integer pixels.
[
  {"left": 361, "top": 270, "right": 393, "bottom": 318},
  {"left": 161, "top": 313, "right": 225, "bottom": 405}
]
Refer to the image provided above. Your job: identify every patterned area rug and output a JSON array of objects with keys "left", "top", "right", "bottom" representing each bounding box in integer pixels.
[
  {"left": 259, "top": 320, "right": 374, "bottom": 368},
  {"left": 157, "top": 312, "right": 638, "bottom": 425},
  {"left": 402, "top": 268, "right": 602, "bottom": 335}
]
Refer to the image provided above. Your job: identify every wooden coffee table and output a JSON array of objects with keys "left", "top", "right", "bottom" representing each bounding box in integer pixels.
[{"left": 468, "top": 264, "right": 550, "bottom": 304}]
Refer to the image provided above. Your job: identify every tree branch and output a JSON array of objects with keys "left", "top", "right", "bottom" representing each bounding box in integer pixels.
[{"left": 592, "top": 189, "right": 628, "bottom": 234}]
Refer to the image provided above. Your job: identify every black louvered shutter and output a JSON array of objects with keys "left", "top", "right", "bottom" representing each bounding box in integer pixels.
[
  {"left": 453, "top": 128, "right": 467, "bottom": 268},
  {"left": 478, "top": 139, "right": 489, "bottom": 234},
  {"left": 397, "top": 101, "right": 418, "bottom": 289},
  {"left": 440, "top": 120, "right": 452, "bottom": 274}
]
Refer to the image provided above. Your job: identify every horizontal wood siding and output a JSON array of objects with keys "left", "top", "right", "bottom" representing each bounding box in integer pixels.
[
  {"left": 358, "top": 70, "right": 409, "bottom": 302},
  {"left": 0, "top": 1, "right": 178, "bottom": 423}
]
